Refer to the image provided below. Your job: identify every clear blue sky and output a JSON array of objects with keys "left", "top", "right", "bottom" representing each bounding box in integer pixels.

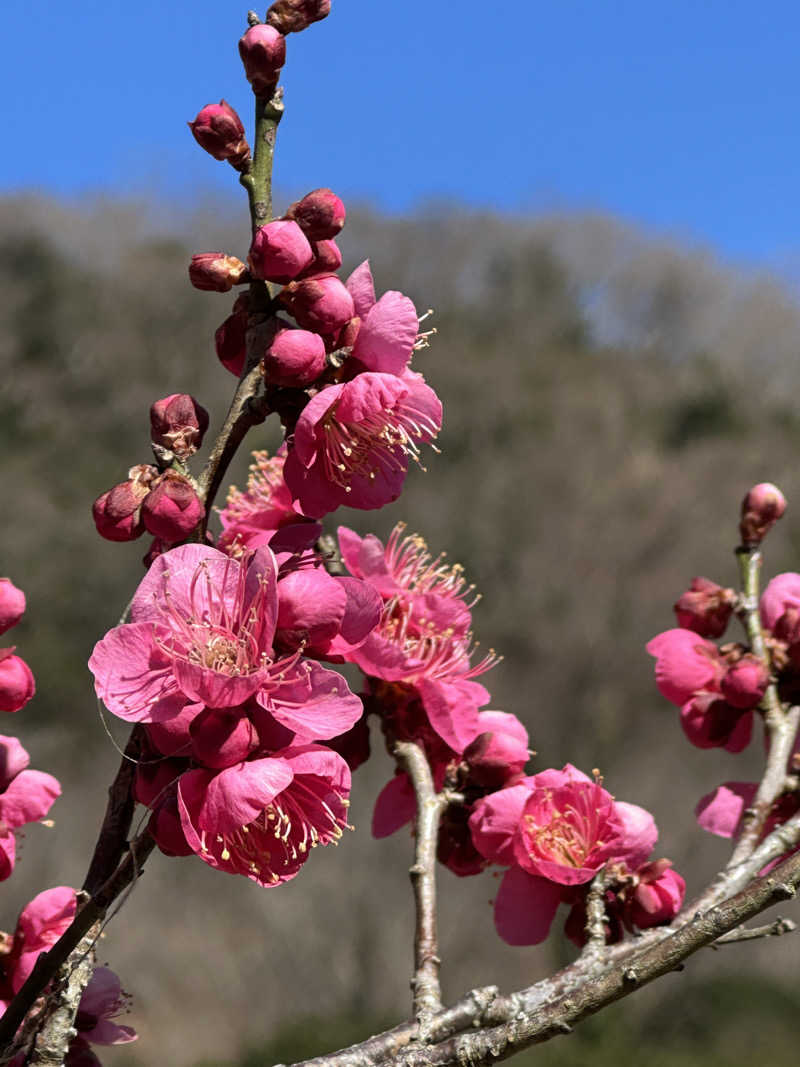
[{"left": 3, "top": 1, "right": 799, "bottom": 261}]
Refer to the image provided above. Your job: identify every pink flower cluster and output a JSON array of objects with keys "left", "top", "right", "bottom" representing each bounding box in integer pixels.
[
  {"left": 0, "top": 887, "right": 135, "bottom": 1065},
  {"left": 93, "top": 396, "right": 208, "bottom": 548},
  {"left": 90, "top": 543, "right": 382, "bottom": 886},
  {"left": 469, "top": 765, "right": 684, "bottom": 945},
  {"left": 0, "top": 580, "right": 35, "bottom": 714}
]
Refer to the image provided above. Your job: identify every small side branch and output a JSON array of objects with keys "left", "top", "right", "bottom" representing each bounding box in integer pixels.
[
  {"left": 712, "top": 917, "right": 796, "bottom": 946},
  {"left": 393, "top": 742, "right": 451, "bottom": 1039},
  {"left": 26, "top": 920, "right": 98, "bottom": 1065}
]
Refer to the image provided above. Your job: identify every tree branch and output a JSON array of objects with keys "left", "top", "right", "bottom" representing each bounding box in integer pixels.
[{"left": 393, "top": 742, "right": 451, "bottom": 1039}]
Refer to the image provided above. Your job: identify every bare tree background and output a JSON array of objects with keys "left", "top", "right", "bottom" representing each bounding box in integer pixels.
[{"left": 2, "top": 193, "right": 800, "bottom": 1065}]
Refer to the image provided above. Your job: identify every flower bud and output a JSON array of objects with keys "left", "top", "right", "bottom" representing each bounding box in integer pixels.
[
  {"left": 150, "top": 394, "right": 210, "bottom": 459},
  {"left": 92, "top": 465, "right": 157, "bottom": 543},
  {"left": 141, "top": 471, "right": 204, "bottom": 542},
  {"left": 280, "top": 273, "right": 355, "bottom": 333},
  {"left": 249, "top": 220, "right": 314, "bottom": 284},
  {"left": 189, "top": 708, "right": 259, "bottom": 769},
  {"left": 740, "top": 482, "right": 787, "bottom": 547},
  {"left": 262, "top": 328, "right": 327, "bottom": 386},
  {"left": 0, "top": 650, "right": 35, "bottom": 713},
  {"left": 239, "top": 24, "right": 287, "bottom": 96},
  {"left": 298, "top": 238, "right": 343, "bottom": 279},
  {"left": 286, "top": 188, "right": 346, "bottom": 241},
  {"left": 721, "top": 653, "right": 769, "bottom": 710},
  {"left": 148, "top": 793, "right": 194, "bottom": 857},
  {"left": 0, "top": 580, "right": 25, "bottom": 636},
  {"left": 673, "top": 576, "right": 735, "bottom": 639},
  {"left": 628, "top": 860, "right": 685, "bottom": 930},
  {"left": 215, "top": 294, "right": 250, "bottom": 377},
  {"left": 266, "top": 0, "right": 331, "bottom": 34},
  {"left": 188, "top": 252, "right": 247, "bottom": 292},
  {"left": 188, "top": 101, "right": 251, "bottom": 168}
]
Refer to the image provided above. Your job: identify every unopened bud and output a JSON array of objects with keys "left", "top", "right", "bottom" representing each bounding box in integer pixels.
[
  {"left": 92, "top": 465, "right": 157, "bottom": 543},
  {"left": 740, "top": 482, "right": 786, "bottom": 547},
  {"left": 150, "top": 394, "right": 210, "bottom": 459},
  {"left": 190, "top": 708, "right": 259, "bottom": 769},
  {"left": 188, "top": 252, "right": 247, "bottom": 292},
  {"left": 249, "top": 220, "right": 314, "bottom": 284},
  {"left": 281, "top": 273, "right": 355, "bottom": 333},
  {"left": 673, "top": 577, "right": 735, "bottom": 639},
  {"left": 286, "top": 188, "right": 346, "bottom": 241},
  {"left": 141, "top": 471, "right": 204, "bottom": 542},
  {"left": 189, "top": 101, "right": 251, "bottom": 169},
  {"left": 298, "top": 238, "right": 343, "bottom": 279},
  {"left": 0, "top": 649, "right": 35, "bottom": 713},
  {"left": 266, "top": 0, "right": 331, "bottom": 34},
  {"left": 721, "top": 653, "right": 769, "bottom": 710},
  {"left": 0, "top": 581, "right": 25, "bottom": 636},
  {"left": 215, "top": 294, "right": 250, "bottom": 377},
  {"left": 262, "top": 328, "right": 327, "bottom": 387},
  {"left": 239, "top": 24, "right": 286, "bottom": 96}
]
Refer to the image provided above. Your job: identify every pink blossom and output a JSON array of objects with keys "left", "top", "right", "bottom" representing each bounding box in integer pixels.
[
  {"left": 0, "top": 581, "right": 25, "bottom": 636},
  {"left": 249, "top": 220, "right": 314, "bottom": 285},
  {"left": 7, "top": 886, "right": 77, "bottom": 993},
  {"left": 646, "top": 628, "right": 725, "bottom": 706},
  {"left": 0, "top": 735, "right": 60, "bottom": 879},
  {"left": 761, "top": 572, "right": 800, "bottom": 632},
  {"left": 286, "top": 188, "right": 346, "bottom": 241},
  {"left": 238, "top": 24, "right": 286, "bottom": 96},
  {"left": 0, "top": 651, "right": 35, "bottom": 714},
  {"left": 89, "top": 544, "right": 362, "bottom": 741},
  {"left": 740, "top": 482, "right": 786, "bottom": 547},
  {"left": 283, "top": 372, "right": 442, "bottom": 517},
  {"left": 679, "top": 692, "right": 753, "bottom": 752},
  {"left": 627, "top": 861, "right": 685, "bottom": 929},
  {"left": 673, "top": 577, "right": 734, "bottom": 639},
  {"left": 275, "top": 564, "right": 382, "bottom": 659},
  {"left": 177, "top": 743, "right": 350, "bottom": 886},
  {"left": 73, "top": 966, "right": 136, "bottom": 1047},
  {"left": 462, "top": 710, "right": 530, "bottom": 791},
  {"left": 345, "top": 261, "right": 420, "bottom": 376}
]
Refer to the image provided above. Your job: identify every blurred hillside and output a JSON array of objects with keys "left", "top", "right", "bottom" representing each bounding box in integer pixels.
[{"left": 2, "top": 194, "right": 800, "bottom": 1065}]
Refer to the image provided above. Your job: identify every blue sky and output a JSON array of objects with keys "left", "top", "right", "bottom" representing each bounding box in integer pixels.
[{"left": 3, "top": 1, "right": 799, "bottom": 262}]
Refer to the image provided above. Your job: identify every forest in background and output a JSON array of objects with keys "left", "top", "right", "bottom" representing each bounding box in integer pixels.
[{"left": 2, "top": 193, "right": 800, "bottom": 1065}]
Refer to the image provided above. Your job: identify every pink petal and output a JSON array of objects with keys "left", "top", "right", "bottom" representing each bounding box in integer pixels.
[
  {"left": 345, "top": 260, "right": 376, "bottom": 319},
  {"left": 351, "top": 291, "right": 418, "bottom": 375},
  {"left": 172, "top": 658, "right": 267, "bottom": 708},
  {"left": 0, "top": 736, "right": 30, "bottom": 790},
  {"left": 372, "top": 773, "right": 416, "bottom": 838},
  {"left": 277, "top": 568, "right": 347, "bottom": 644},
  {"left": 614, "top": 801, "right": 658, "bottom": 868},
  {"left": 646, "top": 628, "right": 722, "bottom": 706},
  {"left": 131, "top": 544, "right": 241, "bottom": 624},
  {"left": 761, "top": 572, "right": 800, "bottom": 630},
  {"left": 257, "top": 662, "right": 363, "bottom": 741},
  {"left": 243, "top": 546, "right": 279, "bottom": 650},
  {"left": 494, "top": 866, "right": 563, "bottom": 946},
  {"left": 0, "top": 770, "right": 60, "bottom": 830},
  {"left": 695, "top": 781, "right": 756, "bottom": 838},
  {"left": 89, "top": 623, "right": 185, "bottom": 723},
  {"left": 179, "top": 758, "right": 294, "bottom": 836},
  {"left": 417, "top": 678, "right": 482, "bottom": 753},
  {"left": 328, "top": 577, "right": 383, "bottom": 648},
  {"left": 469, "top": 779, "right": 535, "bottom": 865}
]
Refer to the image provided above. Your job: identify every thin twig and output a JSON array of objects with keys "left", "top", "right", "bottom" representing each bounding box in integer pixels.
[
  {"left": 712, "top": 916, "right": 796, "bottom": 946},
  {"left": 393, "top": 742, "right": 451, "bottom": 1040},
  {"left": 728, "top": 548, "right": 800, "bottom": 865}
]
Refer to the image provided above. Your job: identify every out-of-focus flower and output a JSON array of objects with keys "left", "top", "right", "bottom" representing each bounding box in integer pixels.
[
  {"left": 740, "top": 482, "right": 786, "bottom": 547},
  {"left": 0, "top": 581, "right": 25, "bottom": 636},
  {"left": 673, "top": 577, "right": 735, "bottom": 639}
]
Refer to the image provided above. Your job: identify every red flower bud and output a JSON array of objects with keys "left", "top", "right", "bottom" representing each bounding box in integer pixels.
[
  {"left": 298, "top": 238, "right": 343, "bottom": 279},
  {"left": 188, "top": 252, "right": 247, "bottom": 292},
  {"left": 721, "top": 653, "right": 769, "bottom": 710},
  {"left": 280, "top": 273, "right": 355, "bottom": 333},
  {"left": 189, "top": 708, "right": 259, "bottom": 769},
  {"left": 628, "top": 860, "right": 685, "bottom": 930},
  {"left": 0, "top": 580, "right": 25, "bottom": 636},
  {"left": 740, "top": 482, "right": 787, "bottom": 547},
  {"left": 262, "top": 328, "right": 327, "bottom": 386},
  {"left": 239, "top": 24, "right": 286, "bottom": 96},
  {"left": 150, "top": 394, "right": 210, "bottom": 459},
  {"left": 188, "top": 101, "right": 251, "bottom": 169},
  {"left": 92, "top": 465, "right": 157, "bottom": 543},
  {"left": 249, "top": 220, "right": 314, "bottom": 284},
  {"left": 215, "top": 294, "right": 250, "bottom": 377},
  {"left": 286, "top": 188, "right": 346, "bottom": 241},
  {"left": 266, "top": 0, "right": 331, "bottom": 34},
  {"left": 673, "top": 577, "right": 735, "bottom": 639},
  {"left": 141, "top": 471, "right": 204, "bottom": 542},
  {"left": 0, "top": 649, "right": 35, "bottom": 713}
]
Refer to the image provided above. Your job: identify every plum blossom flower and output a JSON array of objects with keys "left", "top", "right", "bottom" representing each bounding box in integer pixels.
[
  {"left": 344, "top": 260, "right": 421, "bottom": 377},
  {"left": 89, "top": 544, "right": 362, "bottom": 742},
  {"left": 0, "top": 581, "right": 25, "bottom": 636},
  {"left": 0, "top": 735, "right": 61, "bottom": 880},
  {"left": 283, "top": 372, "right": 442, "bottom": 517},
  {"left": 177, "top": 743, "right": 351, "bottom": 886},
  {"left": 469, "top": 765, "right": 661, "bottom": 945}
]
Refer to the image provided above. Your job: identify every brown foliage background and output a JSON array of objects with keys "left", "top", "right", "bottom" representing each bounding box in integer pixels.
[{"left": 2, "top": 194, "right": 800, "bottom": 1064}]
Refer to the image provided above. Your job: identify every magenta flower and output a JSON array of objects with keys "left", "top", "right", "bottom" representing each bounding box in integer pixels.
[
  {"left": 0, "top": 650, "right": 35, "bottom": 714},
  {"left": 73, "top": 965, "right": 136, "bottom": 1048},
  {"left": 283, "top": 371, "right": 442, "bottom": 517},
  {"left": 761, "top": 571, "right": 800, "bottom": 634},
  {"left": 469, "top": 765, "right": 658, "bottom": 945},
  {"left": 89, "top": 544, "right": 362, "bottom": 741},
  {"left": 275, "top": 563, "right": 382, "bottom": 659},
  {"left": 177, "top": 743, "right": 350, "bottom": 886},
  {"left": 5, "top": 886, "right": 77, "bottom": 993},
  {"left": 679, "top": 692, "right": 753, "bottom": 752},
  {"left": 0, "top": 581, "right": 25, "bottom": 636},
  {"left": 345, "top": 260, "right": 420, "bottom": 376},
  {"left": 646, "top": 628, "right": 725, "bottom": 706},
  {"left": 0, "top": 735, "right": 60, "bottom": 878}
]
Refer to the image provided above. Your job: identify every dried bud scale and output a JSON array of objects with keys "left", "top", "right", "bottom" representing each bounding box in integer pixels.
[
  {"left": 188, "top": 253, "right": 247, "bottom": 292},
  {"left": 266, "top": 0, "right": 331, "bottom": 34}
]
